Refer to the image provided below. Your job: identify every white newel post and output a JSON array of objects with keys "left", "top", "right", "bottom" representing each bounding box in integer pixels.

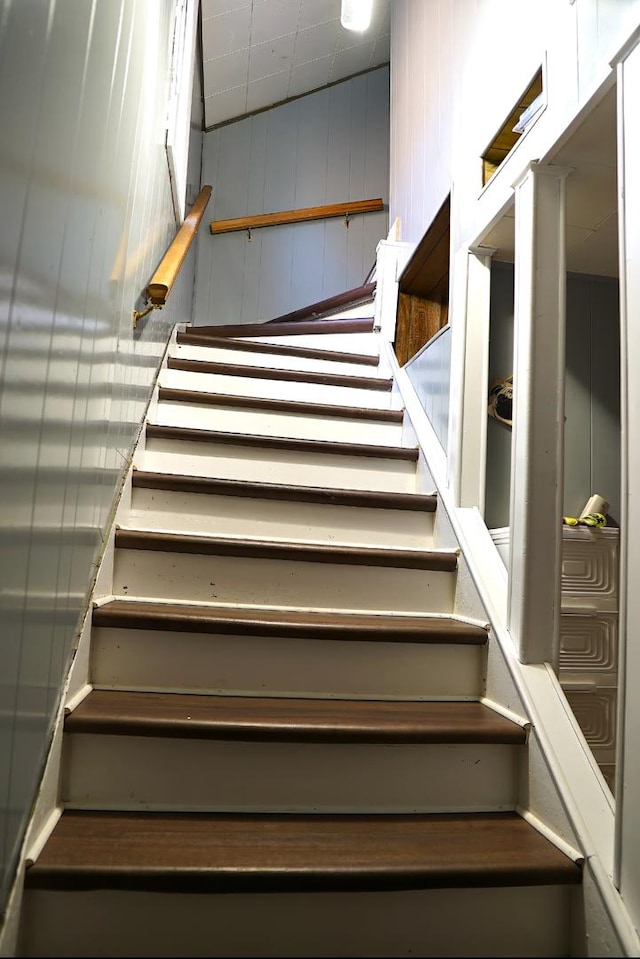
[
  {"left": 614, "top": 30, "right": 640, "bottom": 930},
  {"left": 508, "top": 163, "right": 570, "bottom": 667},
  {"left": 453, "top": 247, "right": 495, "bottom": 511},
  {"left": 374, "top": 239, "right": 413, "bottom": 342}
]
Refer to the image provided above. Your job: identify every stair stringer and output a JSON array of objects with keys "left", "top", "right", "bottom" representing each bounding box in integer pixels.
[{"left": 384, "top": 338, "right": 640, "bottom": 956}]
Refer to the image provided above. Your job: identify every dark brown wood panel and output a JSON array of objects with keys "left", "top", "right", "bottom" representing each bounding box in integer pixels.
[
  {"left": 189, "top": 317, "right": 374, "bottom": 338},
  {"left": 132, "top": 471, "right": 434, "bottom": 511},
  {"left": 145, "top": 423, "right": 418, "bottom": 461},
  {"left": 166, "top": 356, "right": 393, "bottom": 391},
  {"left": 157, "top": 387, "right": 404, "bottom": 422},
  {"left": 399, "top": 197, "right": 450, "bottom": 298},
  {"left": 91, "top": 600, "right": 488, "bottom": 644},
  {"left": 66, "top": 691, "right": 526, "bottom": 744},
  {"left": 267, "top": 282, "right": 376, "bottom": 324},
  {"left": 114, "top": 529, "right": 459, "bottom": 571},
  {"left": 25, "top": 810, "right": 582, "bottom": 892},
  {"left": 176, "top": 331, "right": 380, "bottom": 366}
]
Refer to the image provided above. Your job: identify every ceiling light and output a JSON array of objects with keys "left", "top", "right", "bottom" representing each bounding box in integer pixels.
[{"left": 341, "top": 0, "right": 373, "bottom": 32}]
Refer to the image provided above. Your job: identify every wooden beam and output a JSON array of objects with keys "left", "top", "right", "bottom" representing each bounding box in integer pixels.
[{"left": 210, "top": 198, "right": 384, "bottom": 235}]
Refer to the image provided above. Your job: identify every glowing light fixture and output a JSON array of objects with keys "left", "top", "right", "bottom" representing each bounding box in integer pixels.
[{"left": 340, "top": 0, "right": 373, "bottom": 32}]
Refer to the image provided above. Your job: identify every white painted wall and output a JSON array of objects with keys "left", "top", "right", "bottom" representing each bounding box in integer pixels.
[
  {"left": 194, "top": 67, "right": 389, "bottom": 325},
  {"left": 0, "top": 0, "right": 202, "bottom": 919}
]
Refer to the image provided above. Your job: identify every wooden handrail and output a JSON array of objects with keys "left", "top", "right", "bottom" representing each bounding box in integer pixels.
[
  {"left": 210, "top": 198, "right": 384, "bottom": 236},
  {"left": 147, "top": 185, "right": 213, "bottom": 306}
]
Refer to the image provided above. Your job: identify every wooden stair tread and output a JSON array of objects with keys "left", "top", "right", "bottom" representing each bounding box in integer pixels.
[
  {"left": 66, "top": 691, "right": 525, "bottom": 744},
  {"left": 114, "top": 529, "right": 459, "bottom": 571},
  {"left": 266, "top": 282, "right": 376, "bottom": 324},
  {"left": 91, "top": 600, "right": 488, "bottom": 644},
  {"left": 167, "top": 356, "right": 392, "bottom": 391},
  {"left": 25, "top": 810, "right": 582, "bottom": 892},
  {"left": 176, "top": 331, "right": 380, "bottom": 366},
  {"left": 132, "top": 469, "right": 435, "bottom": 510},
  {"left": 157, "top": 387, "right": 404, "bottom": 422},
  {"left": 145, "top": 423, "right": 418, "bottom": 461},
  {"left": 188, "top": 317, "right": 374, "bottom": 338}
]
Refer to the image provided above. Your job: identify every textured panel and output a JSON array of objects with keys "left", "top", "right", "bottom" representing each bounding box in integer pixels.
[
  {"left": 562, "top": 686, "right": 617, "bottom": 749},
  {"left": 559, "top": 613, "right": 618, "bottom": 676},
  {"left": 561, "top": 528, "right": 619, "bottom": 604}
]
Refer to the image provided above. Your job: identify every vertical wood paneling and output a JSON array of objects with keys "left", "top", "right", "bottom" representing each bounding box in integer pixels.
[
  {"left": 0, "top": 0, "right": 200, "bottom": 914},
  {"left": 195, "top": 67, "right": 389, "bottom": 325}
]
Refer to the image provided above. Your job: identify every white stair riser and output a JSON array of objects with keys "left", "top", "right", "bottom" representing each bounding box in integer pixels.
[
  {"left": 153, "top": 401, "right": 404, "bottom": 446},
  {"left": 91, "top": 628, "right": 485, "bottom": 700},
  {"left": 173, "top": 343, "right": 389, "bottom": 378},
  {"left": 135, "top": 440, "right": 418, "bottom": 493},
  {"left": 247, "top": 330, "right": 381, "bottom": 355},
  {"left": 160, "top": 368, "right": 402, "bottom": 410},
  {"left": 128, "top": 488, "right": 435, "bottom": 547},
  {"left": 20, "top": 885, "right": 572, "bottom": 958},
  {"left": 62, "top": 735, "right": 522, "bottom": 813},
  {"left": 112, "top": 549, "right": 457, "bottom": 613}
]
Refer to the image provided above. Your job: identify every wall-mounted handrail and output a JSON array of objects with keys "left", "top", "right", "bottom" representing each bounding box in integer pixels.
[
  {"left": 210, "top": 198, "right": 384, "bottom": 236},
  {"left": 133, "top": 185, "right": 212, "bottom": 325}
]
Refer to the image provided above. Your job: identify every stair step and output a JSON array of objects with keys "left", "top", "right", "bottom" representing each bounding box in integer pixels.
[
  {"left": 140, "top": 428, "right": 418, "bottom": 493},
  {"left": 186, "top": 317, "right": 375, "bottom": 338},
  {"left": 161, "top": 367, "right": 402, "bottom": 411},
  {"left": 131, "top": 468, "right": 431, "bottom": 507},
  {"left": 145, "top": 424, "right": 419, "bottom": 462},
  {"left": 90, "top": 601, "right": 488, "bottom": 700},
  {"left": 25, "top": 810, "right": 581, "bottom": 893},
  {"left": 157, "top": 387, "right": 404, "bottom": 422},
  {"left": 66, "top": 691, "right": 522, "bottom": 744},
  {"left": 166, "top": 356, "right": 393, "bottom": 391},
  {"left": 114, "top": 529, "right": 457, "bottom": 571},
  {"left": 112, "top": 531, "right": 457, "bottom": 611},
  {"left": 61, "top": 692, "right": 525, "bottom": 813},
  {"left": 92, "top": 600, "right": 487, "bottom": 643},
  {"left": 175, "top": 330, "right": 381, "bottom": 366}
]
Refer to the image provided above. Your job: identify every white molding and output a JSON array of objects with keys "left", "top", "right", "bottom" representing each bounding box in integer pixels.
[
  {"left": 386, "top": 328, "right": 639, "bottom": 953},
  {"left": 508, "top": 162, "right": 569, "bottom": 667}
]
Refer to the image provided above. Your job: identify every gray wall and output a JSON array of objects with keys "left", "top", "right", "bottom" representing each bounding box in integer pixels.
[
  {"left": 405, "top": 327, "right": 451, "bottom": 452},
  {"left": 484, "top": 263, "right": 620, "bottom": 529},
  {"left": 0, "top": 0, "right": 202, "bottom": 916},
  {"left": 194, "top": 67, "right": 389, "bottom": 325}
]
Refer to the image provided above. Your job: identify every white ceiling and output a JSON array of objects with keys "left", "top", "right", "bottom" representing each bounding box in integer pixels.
[{"left": 200, "top": 0, "right": 391, "bottom": 129}]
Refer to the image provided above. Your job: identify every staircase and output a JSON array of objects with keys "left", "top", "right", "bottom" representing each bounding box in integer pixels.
[{"left": 17, "top": 306, "right": 582, "bottom": 957}]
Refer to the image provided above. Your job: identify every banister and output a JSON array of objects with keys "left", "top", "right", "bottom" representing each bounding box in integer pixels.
[
  {"left": 209, "top": 198, "right": 384, "bottom": 236},
  {"left": 133, "top": 185, "right": 212, "bottom": 325}
]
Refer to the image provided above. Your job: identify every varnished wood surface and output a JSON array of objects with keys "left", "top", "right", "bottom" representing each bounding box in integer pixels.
[
  {"left": 66, "top": 690, "right": 526, "bottom": 744},
  {"left": 157, "top": 387, "right": 404, "bottom": 422},
  {"left": 166, "top": 356, "right": 393, "bottom": 391},
  {"left": 145, "top": 423, "right": 418, "bottom": 461},
  {"left": 92, "top": 600, "right": 489, "bottom": 644},
  {"left": 114, "top": 529, "right": 459, "bottom": 571},
  {"left": 210, "top": 199, "right": 383, "bottom": 235},
  {"left": 25, "top": 810, "right": 582, "bottom": 892},
  {"left": 147, "top": 187, "right": 212, "bottom": 306},
  {"left": 132, "top": 470, "right": 434, "bottom": 510},
  {"left": 176, "top": 330, "right": 380, "bottom": 366},
  {"left": 266, "top": 283, "right": 375, "bottom": 324},
  {"left": 188, "top": 317, "right": 374, "bottom": 338}
]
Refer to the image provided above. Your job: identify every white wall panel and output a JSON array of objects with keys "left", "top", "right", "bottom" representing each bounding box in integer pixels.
[
  {"left": 0, "top": 0, "right": 202, "bottom": 916},
  {"left": 195, "top": 68, "right": 389, "bottom": 324}
]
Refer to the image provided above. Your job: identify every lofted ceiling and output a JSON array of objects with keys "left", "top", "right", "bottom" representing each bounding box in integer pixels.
[{"left": 200, "top": 0, "right": 391, "bottom": 129}]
